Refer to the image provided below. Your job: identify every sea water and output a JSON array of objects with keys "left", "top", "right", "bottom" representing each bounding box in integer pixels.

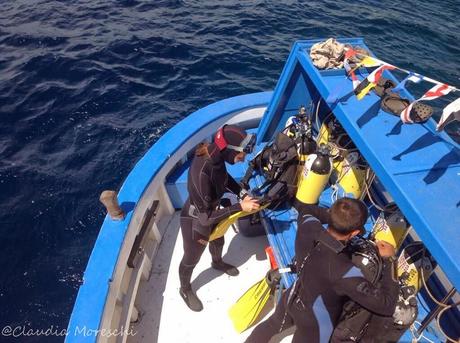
[{"left": 1, "top": 1, "right": 459, "bottom": 341}]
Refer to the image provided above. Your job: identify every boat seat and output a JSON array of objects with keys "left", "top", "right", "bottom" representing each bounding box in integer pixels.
[{"left": 165, "top": 160, "right": 248, "bottom": 209}]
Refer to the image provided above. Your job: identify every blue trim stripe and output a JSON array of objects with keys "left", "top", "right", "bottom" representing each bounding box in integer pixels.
[
  {"left": 343, "top": 266, "right": 365, "bottom": 279},
  {"left": 65, "top": 92, "right": 272, "bottom": 342},
  {"left": 313, "top": 295, "right": 333, "bottom": 343}
]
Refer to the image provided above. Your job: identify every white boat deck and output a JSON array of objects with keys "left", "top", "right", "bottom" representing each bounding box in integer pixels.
[{"left": 128, "top": 212, "right": 292, "bottom": 343}]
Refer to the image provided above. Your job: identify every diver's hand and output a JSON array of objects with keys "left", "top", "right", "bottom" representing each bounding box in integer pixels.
[
  {"left": 240, "top": 196, "right": 260, "bottom": 212},
  {"left": 376, "top": 240, "right": 396, "bottom": 258}
]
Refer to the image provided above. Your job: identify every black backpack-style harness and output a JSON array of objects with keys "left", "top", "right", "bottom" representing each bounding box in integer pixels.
[{"left": 241, "top": 132, "right": 299, "bottom": 207}]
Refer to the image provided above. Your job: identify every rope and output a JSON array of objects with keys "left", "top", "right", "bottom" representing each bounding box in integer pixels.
[
  {"left": 315, "top": 113, "right": 335, "bottom": 147},
  {"left": 330, "top": 183, "right": 339, "bottom": 203},
  {"left": 346, "top": 47, "right": 460, "bottom": 93},
  {"left": 315, "top": 99, "right": 322, "bottom": 132},
  {"left": 361, "top": 170, "right": 386, "bottom": 211}
]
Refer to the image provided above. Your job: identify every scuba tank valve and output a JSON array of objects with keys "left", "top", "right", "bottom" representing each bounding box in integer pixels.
[
  {"left": 296, "top": 105, "right": 317, "bottom": 161},
  {"left": 284, "top": 106, "right": 317, "bottom": 162}
]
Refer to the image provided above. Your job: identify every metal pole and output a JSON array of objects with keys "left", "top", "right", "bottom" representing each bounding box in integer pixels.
[{"left": 417, "top": 287, "right": 456, "bottom": 335}]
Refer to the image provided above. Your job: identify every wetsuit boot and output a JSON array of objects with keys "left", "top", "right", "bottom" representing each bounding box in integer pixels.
[
  {"left": 209, "top": 237, "right": 239, "bottom": 276},
  {"left": 211, "top": 260, "right": 240, "bottom": 276},
  {"left": 179, "top": 287, "right": 203, "bottom": 312},
  {"left": 179, "top": 262, "right": 203, "bottom": 312}
]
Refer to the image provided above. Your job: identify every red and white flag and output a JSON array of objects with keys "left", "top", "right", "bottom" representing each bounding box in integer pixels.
[
  {"left": 437, "top": 97, "right": 460, "bottom": 131},
  {"left": 355, "top": 64, "right": 395, "bottom": 100},
  {"left": 344, "top": 49, "right": 360, "bottom": 90},
  {"left": 400, "top": 83, "right": 454, "bottom": 123},
  {"left": 368, "top": 64, "right": 395, "bottom": 83}
]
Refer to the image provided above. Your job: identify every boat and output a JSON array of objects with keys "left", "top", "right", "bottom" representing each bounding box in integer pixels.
[{"left": 66, "top": 38, "right": 460, "bottom": 342}]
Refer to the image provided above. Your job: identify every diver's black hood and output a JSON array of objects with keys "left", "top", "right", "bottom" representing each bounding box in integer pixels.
[
  {"left": 206, "top": 142, "right": 238, "bottom": 165},
  {"left": 211, "top": 125, "right": 248, "bottom": 164}
]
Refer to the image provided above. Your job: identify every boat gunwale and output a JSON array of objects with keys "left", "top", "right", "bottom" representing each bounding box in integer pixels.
[{"left": 65, "top": 91, "right": 273, "bottom": 342}]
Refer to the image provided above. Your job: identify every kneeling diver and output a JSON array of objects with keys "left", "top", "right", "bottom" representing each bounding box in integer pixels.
[
  {"left": 179, "top": 125, "right": 260, "bottom": 312},
  {"left": 246, "top": 199, "right": 399, "bottom": 343}
]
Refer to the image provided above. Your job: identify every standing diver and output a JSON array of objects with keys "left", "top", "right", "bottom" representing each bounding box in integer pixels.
[
  {"left": 179, "top": 125, "right": 260, "bottom": 312},
  {"left": 246, "top": 199, "right": 399, "bottom": 343}
]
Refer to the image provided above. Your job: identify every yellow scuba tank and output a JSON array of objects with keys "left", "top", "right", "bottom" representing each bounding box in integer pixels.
[
  {"left": 296, "top": 144, "right": 332, "bottom": 204},
  {"left": 397, "top": 242, "right": 435, "bottom": 293},
  {"left": 371, "top": 206, "right": 435, "bottom": 293},
  {"left": 372, "top": 208, "right": 409, "bottom": 249},
  {"left": 318, "top": 121, "right": 366, "bottom": 199},
  {"left": 335, "top": 151, "right": 367, "bottom": 199},
  {"left": 298, "top": 133, "right": 317, "bottom": 164},
  {"left": 317, "top": 121, "right": 331, "bottom": 146},
  {"left": 318, "top": 121, "right": 345, "bottom": 174}
]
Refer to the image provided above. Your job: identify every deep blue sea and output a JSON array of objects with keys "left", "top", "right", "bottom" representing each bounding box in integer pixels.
[{"left": 0, "top": 0, "right": 459, "bottom": 341}]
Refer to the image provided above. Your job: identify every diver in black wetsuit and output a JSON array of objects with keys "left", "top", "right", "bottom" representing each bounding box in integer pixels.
[
  {"left": 246, "top": 199, "right": 399, "bottom": 343},
  {"left": 179, "top": 125, "right": 260, "bottom": 312}
]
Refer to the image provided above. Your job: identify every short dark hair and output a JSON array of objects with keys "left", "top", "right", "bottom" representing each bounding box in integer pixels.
[{"left": 329, "top": 198, "right": 368, "bottom": 235}]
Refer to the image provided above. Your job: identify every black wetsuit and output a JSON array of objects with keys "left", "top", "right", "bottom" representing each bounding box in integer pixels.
[
  {"left": 179, "top": 143, "right": 243, "bottom": 290},
  {"left": 246, "top": 205, "right": 399, "bottom": 343}
]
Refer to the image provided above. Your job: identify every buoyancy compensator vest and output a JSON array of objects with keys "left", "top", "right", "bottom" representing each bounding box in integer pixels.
[
  {"left": 241, "top": 131, "right": 299, "bottom": 208},
  {"left": 347, "top": 236, "right": 383, "bottom": 284},
  {"left": 358, "top": 242, "right": 436, "bottom": 343},
  {"left": 332, "top": 206, "right": 436, "bottom": 343},
  {"left": 331, "top": 236, "right": 383, "bottom": 342},
  {"left": 370, "top": 204, "right": 436, "bottom": 294},
  {"left": 284, "top": 106, "right": 317, "bottom": 163},
  {"left": 331, "top": 237, "right": 384, "bottom": 343}
]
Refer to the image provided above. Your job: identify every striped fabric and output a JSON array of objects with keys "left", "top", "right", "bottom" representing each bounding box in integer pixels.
[
  {"left": 344, "top": 49, "right": 360, "bottom": 90},
  {"left": 401, "top": 83, "right": 454, "bottom": 123},
  {"left": 355, "top": 64, "right": 395, "bottom": 100},
  {"left": 437, "top": 97, "right": 460, "bottom": 131}
]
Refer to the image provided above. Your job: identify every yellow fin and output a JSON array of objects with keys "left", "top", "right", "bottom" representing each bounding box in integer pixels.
[
  {"left": 228, "top": 277, "right": 272, "bottom": 333},
  {"left": 209, "top": 204, "right": 269, "bottom": 241}
]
